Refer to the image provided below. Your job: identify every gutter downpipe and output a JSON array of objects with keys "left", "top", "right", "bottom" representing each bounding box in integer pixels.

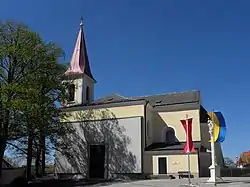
[
  {"left": 142, "top": 100, "right": 150, "bottom": 174},
  {"left": 144, "top": 100, "right": 150, "bottom": 148}
]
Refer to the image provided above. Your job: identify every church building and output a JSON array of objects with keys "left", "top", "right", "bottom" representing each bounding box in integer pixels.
[{"left": 55, "top": 19, "right": 224, "bottom": 179}]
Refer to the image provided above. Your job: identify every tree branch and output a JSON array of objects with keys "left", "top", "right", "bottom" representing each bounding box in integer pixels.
[{"left": 6, "top": 141, "right": 27, "bottom": 155}]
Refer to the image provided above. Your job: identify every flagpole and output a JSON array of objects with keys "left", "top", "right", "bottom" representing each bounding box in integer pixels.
[
  {"left": 211, "top": 110, "right": 216, "bottom": 173},
  {"left": 186, "top": 114, "right": 191, "bottom": 185},
  {"left": 207, "top": 109, "right": 217, "bottom": 185}
]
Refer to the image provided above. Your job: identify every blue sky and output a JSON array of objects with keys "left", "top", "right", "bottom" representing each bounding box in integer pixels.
[{"left": 1, "top": 0, "right": 249, "bottom": 159}]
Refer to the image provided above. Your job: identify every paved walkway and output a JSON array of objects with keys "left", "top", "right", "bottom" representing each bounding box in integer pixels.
[{"left": 88, "top": 178, "right": 250, "bottom": 187}]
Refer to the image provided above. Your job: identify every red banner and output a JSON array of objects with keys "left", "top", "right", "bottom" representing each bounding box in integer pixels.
[{"left": 180, "top": 118, "right": 195, "bottom": 153}]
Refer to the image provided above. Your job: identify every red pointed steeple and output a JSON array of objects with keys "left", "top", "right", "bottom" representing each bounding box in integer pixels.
[{"left": 65, "top": 17, "right": 95, "bottom": 82}]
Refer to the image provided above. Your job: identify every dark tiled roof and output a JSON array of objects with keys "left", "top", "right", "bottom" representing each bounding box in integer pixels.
[
  {"left": 94, "top": 94, "right": 130, "bottom": 104},
  {"left": 62, "top": 90, "right": 201, "bottom": 111},
  {"left": 145, "top": 142, "right": 201, "bottom": 151},
  {"left": 94, "top": 90, "right": 200, "bottom": 107},
  {"left": 132, "top": 90, "right": 200, "bottom": 107}
]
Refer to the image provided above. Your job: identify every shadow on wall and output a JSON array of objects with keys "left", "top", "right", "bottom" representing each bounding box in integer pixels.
[
  {"left": 55, "top": 109, "right": 137, "bottom": 177},
  {"left": 152, "top": 112, "right": 180, "bottom": 144}
]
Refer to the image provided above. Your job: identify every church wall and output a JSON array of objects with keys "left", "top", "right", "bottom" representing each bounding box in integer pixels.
[
  {"left": 66, "top": 76, "right": 95, "bottom": 105},
  {"left": 55, "top": 116, "right": 142, "bottom": 177},
  {"left": 82, "top": 75, "right": 95, "bottom": 103},
  {"left": 157, "top": 109, "right": 201, "bottom": 142},
  {"left": 151, "top": 154, "right": 199, "bottom": 176},
  {"left": 151, "top": 112, "right": 170, "bottom": 143},
  {"left": 63, "top": 104, "right": 145, "bottom": 122},
  {"left": 61, "top": 78, "right": 83, "bottom": 106},
  {"left": 214, "top": 143, "right": 224, "bottom": 166},
  {"left": 198, "top": 152, "right": 211, "bottom": 177},
  {"left": 145, "top": 105, "right": 154, "bottom": 146},
  {"left": 143, "top": 105, "right": 154, "bottom": 173},
  {"left": 106, "top": 105, "right": 144, "bottom": 119},
  {"left": 74, "top": 78, "right": 84, "bottom": 105},
  {"left": 200, "top": 122, "right": 210, "bottom": 149},
  {"left": 143, "top": 153, "right": 153, "bottom": 175}
]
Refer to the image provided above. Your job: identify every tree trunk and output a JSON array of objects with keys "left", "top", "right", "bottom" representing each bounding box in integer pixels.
[
  {"left": 26, "top": 134, "right": 33, "bottom": 181},
  {"left": 0, "top": 109, "right": 9, "bottom": 184},
  {"left": 41, "top": 135, "right": 46, "bottom": 176},
  {"left": 35, "top": 145, "right": 41, "bottom": 177},
  {"left": 0, "top": 138, "right": 6, "bottom": 183}
]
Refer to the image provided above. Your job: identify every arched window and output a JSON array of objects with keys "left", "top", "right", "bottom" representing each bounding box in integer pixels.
[
  {"left": 163, "top": 127, "right": 176, "bottom": 145},
  {"left": 86, "top": 86, "right": 90, "bottom": 102},
  {"left": 68, "top": 84, "right": 75, "bottom": 102}
]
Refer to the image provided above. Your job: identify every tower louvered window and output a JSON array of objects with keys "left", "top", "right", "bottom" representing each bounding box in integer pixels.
[{"left": 68, "top": 84, "right": 75, "bottom": 102}]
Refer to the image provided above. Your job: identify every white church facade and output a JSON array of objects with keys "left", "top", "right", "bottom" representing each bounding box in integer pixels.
[{"left": 55, "top": 19, "right": 225, "bottom": 180}]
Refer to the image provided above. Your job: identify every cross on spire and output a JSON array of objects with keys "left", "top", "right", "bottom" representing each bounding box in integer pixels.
[{"left": 80, "top": 16, "right": 83, "bottom": 26}]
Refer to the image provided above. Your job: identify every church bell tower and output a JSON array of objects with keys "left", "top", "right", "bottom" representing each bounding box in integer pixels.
[{"left": 63, "top": 18, "right": 96, "bottom": 106}]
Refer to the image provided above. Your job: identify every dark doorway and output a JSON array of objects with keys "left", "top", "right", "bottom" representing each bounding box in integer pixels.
[
  {"left": 89, "top": 144, "right": 105, "bottom": 179},
  {"left": 158, "top": 157, "right": 167, "bottom": 174}
]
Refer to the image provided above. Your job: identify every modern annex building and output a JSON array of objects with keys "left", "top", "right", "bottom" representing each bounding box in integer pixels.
[{"left": 55, "top": 19, "right": 224, "bottom": 179}]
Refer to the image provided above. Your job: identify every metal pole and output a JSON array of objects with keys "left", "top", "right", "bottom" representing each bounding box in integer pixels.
[
  {"left": 186, "top": 115, "right": 191, "bottom": 185},
  {"left": 187, "top": 152, "right": 191, "bottom": 184},
  {"left": 211, "top": 111, "right": 216, "bottom": 178},
  {"left": 210, "top": 110, "right": 216, "bottom": 186}
]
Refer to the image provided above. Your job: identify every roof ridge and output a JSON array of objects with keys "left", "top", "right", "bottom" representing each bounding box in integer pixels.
[
  {"left": 95, "top": 93, "right": 129, "bottom": 101},
  {"left": 132, "top": 90, "right": 200, "bottom": 98},
  {"left": 113, "top": 93, "right": 129, "bottom": 99}
]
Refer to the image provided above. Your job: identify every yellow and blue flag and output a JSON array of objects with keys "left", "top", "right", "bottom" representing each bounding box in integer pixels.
[{"left": 207, "top": 112, "right": 226, "bottom": 143}]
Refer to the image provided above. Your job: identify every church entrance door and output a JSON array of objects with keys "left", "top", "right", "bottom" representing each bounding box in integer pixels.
[
  {"left": 158, "top": 157, "right": 167, "bottom": 174},
  {"left": 89, "top": 144, "right": 105, "bottom": 179}
]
